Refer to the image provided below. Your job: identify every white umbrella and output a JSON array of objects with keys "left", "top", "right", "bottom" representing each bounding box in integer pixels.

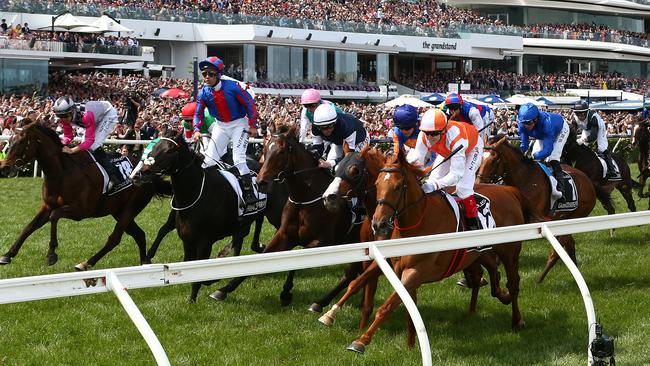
[
  {"left": 85, "top": 15, "right": 133, "bottom": 33},
  {"left": 506, "top": 95, "right": 544, "bottom": 106},
  {"left": 384, "top": 95, "right": 434, "bottom": 108},
  {"left": 36, "top": 12, "right": 96, "bottom": 31}
]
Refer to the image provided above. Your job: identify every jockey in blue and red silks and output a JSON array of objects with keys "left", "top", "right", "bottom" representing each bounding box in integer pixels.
[
  {"left": 193, "top": 56, "right": 259, "bottom": 205},
  {"left": 444, "top": 93, "right": 489, "bottom": 141}
]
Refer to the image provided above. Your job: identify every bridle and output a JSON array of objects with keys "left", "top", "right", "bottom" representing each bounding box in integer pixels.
[
  {"left": 336, "top": 153, "right": 371, "bottom": 199},
  {"left": 268, "top": 134, "right": 324, "bottom": 183},
  {"left": 477, "top": 148, "right": 506, "bottom": 184},
  {"left": 143, "top": 137, "right": 197, "bottom": 175},
  {"left": 376, "top": 167, "right": 426, "bottom": 231}
]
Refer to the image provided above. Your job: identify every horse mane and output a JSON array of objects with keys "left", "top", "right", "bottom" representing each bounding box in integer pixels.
[
  {"left": 23, "top": 121, "right": 63, "bottom": 148},
  {"left": 498, "top": 139, "right": 536, "bottom": 166}
]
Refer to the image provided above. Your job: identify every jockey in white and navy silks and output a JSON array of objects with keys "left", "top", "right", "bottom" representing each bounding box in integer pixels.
[
  {"left": 518, "top": 102, "right": 570, "bottom": 195},
  {"left": 53, "top": 96, "right": 121, "bottom": 187},
  {"left": 193, "top": 56, "right": 259, "bottom": 205},
  {"left": 312, "top": 104, "right": 370, "bottom": 170},
  {"left": 299, "top": 88, "right": 344, "bottom": 144},
  {"left": 572, "top": 101, "right": 619, "bottom": 180}
]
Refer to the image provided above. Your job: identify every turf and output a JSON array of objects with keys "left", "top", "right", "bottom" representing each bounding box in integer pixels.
[{"left": 0, "top": 169, "right": 649, "bottom": 366}]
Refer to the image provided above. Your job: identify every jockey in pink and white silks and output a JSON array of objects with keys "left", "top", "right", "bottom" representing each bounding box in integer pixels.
[
  {"left": 193, "top": 56, "right": 259, "bottom": 205},
  {"left": 53, "top": 96, "right": 121, "bottom": 188},
  {"left": 299, "top": 88, "right": 344, "bottom": 144}
]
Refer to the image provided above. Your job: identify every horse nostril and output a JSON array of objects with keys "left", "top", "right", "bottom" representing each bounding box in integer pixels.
[{"left": 326, "top": 194, "right": 337, "bottom": 202}]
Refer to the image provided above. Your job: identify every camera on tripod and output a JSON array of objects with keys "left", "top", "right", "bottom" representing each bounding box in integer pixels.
[{"left": 590, "top": 323, "right": 615, "bottom": 366}]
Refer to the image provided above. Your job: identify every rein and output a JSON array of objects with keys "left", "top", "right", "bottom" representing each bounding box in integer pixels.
[
  {"left": 376, "top": 167, "right": 428, "bottom": 232},
  {"left": 170, "top": 170, "right": 206, "bottom": 211}
]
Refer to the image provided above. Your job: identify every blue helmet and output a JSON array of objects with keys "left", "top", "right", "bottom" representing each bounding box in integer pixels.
[
  {"left": 199, "top": 56, "right": 225, "bottom": 73},
  {"left": 393, "top": 104, "right": 419, "bottom": 129},
  {"left": 518, "top": 103, "right": 539, "bottom": 125},
  {"left": 642, "top": 108, "right": 649, "bottom": 120}
]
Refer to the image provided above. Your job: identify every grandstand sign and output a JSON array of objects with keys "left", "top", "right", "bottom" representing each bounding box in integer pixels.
[
  {"left": 401, "top": 37, "right": 471, "bottom": 55},
  {"left": 422, "top": 41, "right": 457, "bottom": 51}
]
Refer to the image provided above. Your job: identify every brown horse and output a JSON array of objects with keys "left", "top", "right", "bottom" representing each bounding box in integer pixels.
[
  {"left": 208, "top": 125, "right": 362, "bottom": 309},
  {"left": 632, "top": 121, "right": 650, "bottom": 207},
  {"left": 343, "top": 149, "right": 537, "bottom": 353},
  {"left": 477, "top": 137, "right": 597, "bottom": 283},
  {"left": 0, "top": 121, "right": 168, "bottom": 269},
  {"left": 562, "top": 127, "right": 636, "bottom": 214}
]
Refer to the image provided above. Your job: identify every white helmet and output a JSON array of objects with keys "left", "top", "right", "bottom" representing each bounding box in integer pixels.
[
  {"left": 313, "top": 103, "right": 338, "bottom": 127},
  {"left": 53, "top": 96, "right": 76, "bottom": 117}
]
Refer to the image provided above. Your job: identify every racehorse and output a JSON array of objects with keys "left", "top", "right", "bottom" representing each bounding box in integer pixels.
[
  {"left": 208, "top": 125, "right": 361, "bottom": 310},
  {"left": 632, "top": 121, "right": 650, "bottom": 206},
  {"left": 477, "top": 137, "right": 597, "bottom": 283},
  {"left": 0, "top": 120, "right": 169, "bottom": 269},
  {"left": 144, "top": 152, "right": 287, "bottom": 260},
  {"left": 562, "top": 127, "right": 636, "bottom": 214},
  {"left": 341, "top": 149, "right": 537, "bottom": 354},
  {"left": 137, "top": 132, "right": 286, "bottom": 302}
]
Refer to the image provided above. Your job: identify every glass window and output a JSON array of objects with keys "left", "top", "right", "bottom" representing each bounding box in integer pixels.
[
  {"left": 1, "top": 59, "right": 48, "bottom": 95},
  {"left": 307, "top": 48, "right": 327, "bottom": 83}
]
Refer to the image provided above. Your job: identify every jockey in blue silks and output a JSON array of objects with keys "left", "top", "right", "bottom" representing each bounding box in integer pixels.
[{"left": 518, "top": 102, "right": 570, "bottom": 196}]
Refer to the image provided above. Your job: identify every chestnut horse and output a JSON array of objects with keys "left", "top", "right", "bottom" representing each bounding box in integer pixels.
[
  {"left": 477, "top": 137, "right": 597, "bottom": 283},
  {"left": 632, "top": 121, "right": 650, "bottom": 207},
  {"left": 562, "top": 127, "right": 636, "bottom": 214},
  {"left": 208, "top": 125, "right": 362, "bottom": 309},
  {"left": 0, "top": 121, "right": 169, "bottom": 269},
  {"left": 341, "top": 150, "right": 538, "bottom": 354}
]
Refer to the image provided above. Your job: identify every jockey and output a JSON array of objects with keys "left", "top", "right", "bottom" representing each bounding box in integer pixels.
[
  {"left": 572, "top": 101, "right": 620, "bottom": 180},
  {"left": 407, "top": 109, "right": 483, "bottom": 231},
  {"left": 444, "top": 93, "right": 486, "bottom": 139},
  {"left": 299, "top": 88, "right": 344, "bottom": 144},
  {"left": 193, "top": 56, "right": 259, "bottom": 205},
  {"left": 181, "top": 102, "right": 215, "bottom": 152},
  {"left": 518, "top": 102, "right": 570, "bottom": 196},
  {"left": 312, "top": 104, "right": 369, "bottom": 170},
  {"left": 388, "top": 104, "right": 421, "bottom": 156},
  {"left": 53, "top": 96, "right": 121, "bottom": 188}
]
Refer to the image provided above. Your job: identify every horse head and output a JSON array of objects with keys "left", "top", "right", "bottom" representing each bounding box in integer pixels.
[
  {"left": 2, "top": 119, "right": 50, "bottom": 168},
  {"left": 138, "top": 132, "right": 193, "bottom": 182},
  {"left": 477, "top": 136, "right": 509, "bottom": 184},
  {"left": 322, "top": 145, "right": 387, "bottom": 213},
  {"left": 372, "top": 149, "right": 424, "bottom": 239},
  {"left": 257, "top": 124, "right": 318, "bottom": 193},
  {"left": 632, "top": 121, "right": 650, "bottom": 149}
]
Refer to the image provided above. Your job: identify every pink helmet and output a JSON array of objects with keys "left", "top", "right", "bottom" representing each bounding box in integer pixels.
[{"left": 300, "top": 88, "right": 321, "bottom": 105}]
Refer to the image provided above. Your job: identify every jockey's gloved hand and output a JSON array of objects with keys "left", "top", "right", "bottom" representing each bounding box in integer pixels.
[
  {"left": 422, "top": 180, "right": 439, "bottom": 193},
  {"left": 576, "top": 137, "right": 587, "bottom": 146}
]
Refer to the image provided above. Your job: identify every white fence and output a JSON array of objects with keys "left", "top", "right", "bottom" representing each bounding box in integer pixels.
[{"left": 2, "top": 211, "right": 649, "bottom": 365}]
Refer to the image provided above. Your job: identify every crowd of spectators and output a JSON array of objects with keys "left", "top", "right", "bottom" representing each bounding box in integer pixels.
[
  {"left": 1, "top": 71, "right": 644, "bottom": 162},
  {"left": 2, "top": 0, "right": 648, "bottom": 46},
  {"left": 399, "top": 69, "right": 650, "bottom": 95}
]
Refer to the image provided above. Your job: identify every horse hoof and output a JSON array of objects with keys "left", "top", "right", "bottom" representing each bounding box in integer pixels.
[
  {"left": 46, "top": 253, "right": 58, "bottom": 266},
  {"left": 208, "top": 290, "right": 227, "bottom": 302},
  {"left": 346, "top": 341, "right": 366, "bottom": 354},
  {"left": 188, "top": 297, "right": 196, "bottom": 304},
  {"left": 308, "top": 303, "right": 323, "bottom": 313},
  {"left": 280, "top": 292, "right": 293, "bottom": 307},
  {"left": 512, "top": 319, "right": 526, "bottom": 332},
  {"left": 141, "top": 258, "right": 152, "bottom": 265},
  {"left": 74, "top": 262, "right": 91, "bottom": 271},
  {"left": 0, "top": 256, "right": 12, "bottom": 265},
  {"left": 318, "top": 313, "right": 335, "bottom": 327}
]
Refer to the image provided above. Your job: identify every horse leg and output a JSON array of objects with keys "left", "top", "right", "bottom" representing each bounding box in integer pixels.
[
  {"left": 359, "top": 263, "right": 380, "bottom": 329},
  {"left": 123, "top": 220, "right": 149, "bottom": 265},
  {"left": 406, "top": 289, "right": 417, "bottom": 349},
  {"left": 617, "top": 183, "right": 637, "bottom": 212},
  {"left": 0, "top": 206, "right": 51, "bottom": 264},
  {"left": 319, "top": 261, "right": 382, "bottom": 327},
  {"left": 464, "top": 263, "right": 484, "bottom": 314},
  {"left": 146, "top": 210, "right": 176, "bottom": 260},
  {"left": 479, "top": 252, "right": 512, "bottom": 305},
  {"left": 537, "top": 234, "right": 575, "bottom": 284},
  {"left": 594, "top": 184, "right": 616, "bottom": 215},
  {"left": 638, "top": 175, "right": 647, "bottom": 198},
  {"left": 309, "top": 262, "right": 362, "bottom": 313},
  {"left": 46, "top": 205, "right": 83, "bottom": 266},
  {"left": 249, "top": 215, "right": 266, "bottom": 253},
  {"left": 500, "top": 243, "right": 524, "bottom": 331},
  {"left": 347, "top": 268, "right": 420, "bottom": 354},
  {"left": 189, "top": 238, "right": 218, "bottom": 302},
  {"left": 77, "top": 209, "right": 133, "bottom": 271}
]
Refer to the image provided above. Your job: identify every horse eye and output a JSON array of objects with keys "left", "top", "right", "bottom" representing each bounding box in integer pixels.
[{"left": 348, "top": 166, "right": 359, "bottom": 177}]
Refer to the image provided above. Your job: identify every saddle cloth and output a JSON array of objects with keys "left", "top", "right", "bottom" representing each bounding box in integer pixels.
[
  {"left": 441, "top": 191, "right": 495, "bottom": 253},
  {"left": 87, "top": 151, "right": 133, "bottom": 195},
  {"left": 219, "top": 170, "right": 267, "bottom": 217},
  {"left": 538, "top": 163, "right": 578, "bottom": 212}
]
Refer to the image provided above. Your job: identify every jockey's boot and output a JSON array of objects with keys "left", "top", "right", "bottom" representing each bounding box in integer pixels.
[
  {"left": 239, "top": 173, "right": 258, "bottom": 206},
  {"left": 351, "top": 198, "right": 366, "bottom": 224},
  {"left": 462, "top": 195, "right": 481, "bottom": 231},
  {"left": 602, "top": 150, "right": 621, "bottom": 181},
  {"left": 93, "top": 148, "right": 121, "bottom": 190},
  {"left": 549, "top": 160, "right": 566, "bottom": 197}
]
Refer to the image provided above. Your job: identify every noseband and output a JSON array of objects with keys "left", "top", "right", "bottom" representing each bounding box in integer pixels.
[
  {"left": 144, "top": 137, "right": 196, "bottom": 175},
  {"left": 336, "top": 154, "right": 370, "bottom": 199},
  {"left": 269, "top": 135, "right": 324, "bottom": 183}
]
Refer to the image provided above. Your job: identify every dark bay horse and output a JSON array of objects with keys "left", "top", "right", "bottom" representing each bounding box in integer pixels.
[
  {"left": 208, "top": 125, "right": 361, "bottom": 310},
  {"left": 477, "top": 137, "right": 597, "bottom": 283},
  {"left": 632, "top": 121, "right": 650, "bottom": 207},
  {"left": 562, "top": 127, "right": 636, "bottom": 214},
  {"left": 0, "top": 121, "right": 169, "bottom": 269},
  {"left": 137, "top": 133, "right": 286, "bottom": 302},
  {"left": 343, "top": 150, "right": 536, "bottom": 354}
]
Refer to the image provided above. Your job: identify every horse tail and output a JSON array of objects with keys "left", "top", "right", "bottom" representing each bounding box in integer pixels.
[{"left": 513, "top": 188, "right": 546, "bottom": 224}]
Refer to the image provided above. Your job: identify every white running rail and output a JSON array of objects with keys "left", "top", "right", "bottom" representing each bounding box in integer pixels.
[{"left": 2, "top": 211, "right": 650, "bottom": 365}]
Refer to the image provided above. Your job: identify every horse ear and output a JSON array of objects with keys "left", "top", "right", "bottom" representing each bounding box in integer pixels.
[
  {"left": 342, "top": 142, "right": 351, "bottom": 155},
  {"left": 494, "top": 135, "right": 507, "bottom": 147}
]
